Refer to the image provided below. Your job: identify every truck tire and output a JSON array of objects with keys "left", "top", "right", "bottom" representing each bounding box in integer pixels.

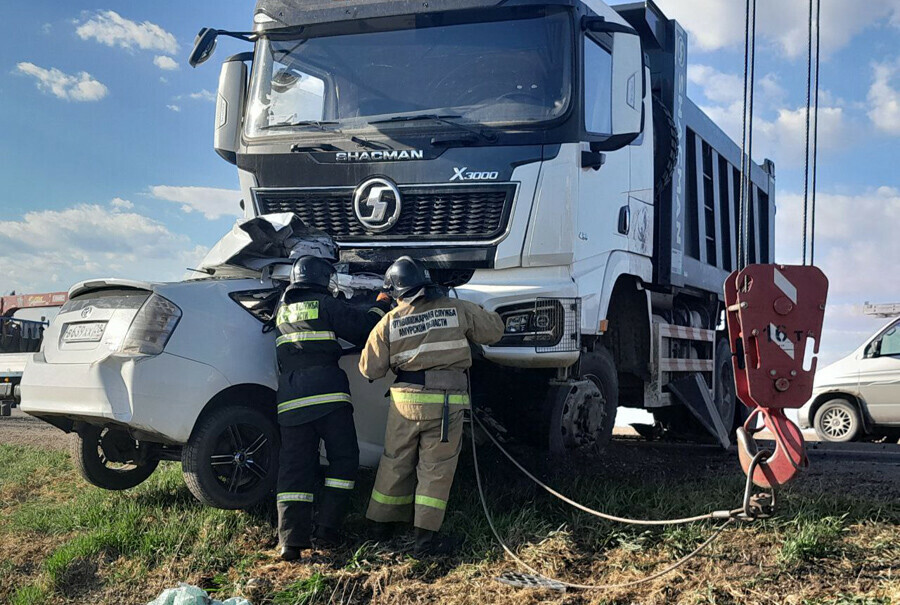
[
  {"left": 182, "top": 405, "right": 279, "bottom": 510},
  {"left": 547, "top": 347, "right": 619, "bottom": 454},
  {"left": 813, "top": 399, "right": 861, "bottom": 443},
  {"left": 73, "top": 425, "right": 159, "bottom": 491},
  {"left": 714, "top": 338, "right": 737, "bottom": 433}
]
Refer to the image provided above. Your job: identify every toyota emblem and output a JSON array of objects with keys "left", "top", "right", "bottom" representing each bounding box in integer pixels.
[
  {"left": 353, "top": 177, "right": 402, "bottom": 233},
  {"left": 80, "top": 306, "right": 94, "bottom": 319}
]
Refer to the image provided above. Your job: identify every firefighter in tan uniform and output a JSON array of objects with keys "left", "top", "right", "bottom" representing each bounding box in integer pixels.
[{"left": 359, "top": 256, "right": 504, "bottom": 555}]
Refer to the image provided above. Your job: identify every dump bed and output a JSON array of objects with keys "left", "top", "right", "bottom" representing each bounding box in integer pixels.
[{"left": 617, "top": 1, "right": 776, "bottom": 297}]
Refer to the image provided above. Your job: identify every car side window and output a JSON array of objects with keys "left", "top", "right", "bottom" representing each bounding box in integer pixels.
[
  {"left": 879, "top": 325, "right": 900, "bottom": 357},
  {"left": 584, "top": 36, "right": 613, "bottom": 134}
]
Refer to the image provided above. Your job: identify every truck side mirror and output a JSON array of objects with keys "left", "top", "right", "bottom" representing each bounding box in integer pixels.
[
  {"left": 214, "top": 57, "right": 249, "bottom": 165},
  {"left": 583, "top": 18, "right": 645, "bottom": 150},
  {"left": 189, "top": 28, "right": 219, "bottom": 67},
  {"left": 610, "top": 30, "right": 644, "bottom": 138}
]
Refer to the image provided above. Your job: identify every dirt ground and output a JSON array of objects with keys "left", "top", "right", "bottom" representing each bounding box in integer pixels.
[
  {"left": 0, "top": 408, "right": 73, "bottom": 450},
  {"left": 2, "top": 407, "right": 899, "bottom": 489}
]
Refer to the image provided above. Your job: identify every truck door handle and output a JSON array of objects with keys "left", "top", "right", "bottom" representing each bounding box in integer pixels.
[
  {"left": 581, "top": 150, "right": 606, "bottom": 170},
  {"left": 618, "top": 205, "right": 630, "bottom": 235}
]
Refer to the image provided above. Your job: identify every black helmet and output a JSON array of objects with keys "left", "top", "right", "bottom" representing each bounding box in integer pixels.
[
  {"left": 290, "top": 255, "right": 335, "bottom": 289},
  {"left": 384, "top": 256, "right": 432, "bottom": 299}
]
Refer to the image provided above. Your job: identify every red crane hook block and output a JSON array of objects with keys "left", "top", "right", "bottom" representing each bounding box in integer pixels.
[
  {"left": 736, "top": 408, "right": 808, "bottom": 488},
  {"left": 725, "top": 264, "right": 828, "bottom": 488}
]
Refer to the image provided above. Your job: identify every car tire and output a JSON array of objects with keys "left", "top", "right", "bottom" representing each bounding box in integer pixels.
[
  {"left": 182, "top": 405, "right": 279, "bottom": 510},
  {"left": 813, "top": 399, "right": 861, "bottom": 443},
  {"left": 73, "top": 425, "right": 159, "bottom": 491}
]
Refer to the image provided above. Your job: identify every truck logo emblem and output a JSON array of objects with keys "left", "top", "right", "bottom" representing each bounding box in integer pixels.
[
  {"left": 353, "top": 177, "right": 402, "bottom": 233},
  {"left": 80, "top": 306, "right": 94, "bottom": 319}
]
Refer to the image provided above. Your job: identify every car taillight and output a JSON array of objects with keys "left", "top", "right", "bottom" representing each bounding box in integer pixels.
[{"left": 117, "top": 294, "right": 182, "bottom": 356}]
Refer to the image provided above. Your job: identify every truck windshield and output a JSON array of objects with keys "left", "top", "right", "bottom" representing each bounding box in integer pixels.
[{"left": 245, "top": 10, "right": 572, "bottom": 138}]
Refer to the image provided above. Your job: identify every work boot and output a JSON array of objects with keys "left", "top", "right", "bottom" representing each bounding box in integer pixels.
[
  {"left": 370, "top": 521, "right": 401, "bottom": 542},
  {"left": 313, "top": 525, "right": 343, "bottom": 548},
  {"left": 279, "top": 545, "right": 304, "bottom": 562},
  {"left": 413, "top": 527, "right": 458, "bottom": 557}
]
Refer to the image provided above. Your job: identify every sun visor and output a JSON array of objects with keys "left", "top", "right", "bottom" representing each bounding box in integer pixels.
[
  {"left": 253, "top": 0, "right": 574, "bottom": 30},
  {"left": 196, "top": 213, "right": 338, "bottom": 274}
]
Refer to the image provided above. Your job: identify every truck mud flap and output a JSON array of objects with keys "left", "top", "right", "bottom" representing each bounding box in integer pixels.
[{"left": 666, "top": 373, "right": 731, "bottom": 448}]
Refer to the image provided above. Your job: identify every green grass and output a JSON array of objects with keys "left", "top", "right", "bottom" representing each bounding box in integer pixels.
[
  {"left": 273, "top": 573, "right": 331, "bottom": 605},
  {"left": 0, "top": 442, "right": 896, "bottom": 604}
]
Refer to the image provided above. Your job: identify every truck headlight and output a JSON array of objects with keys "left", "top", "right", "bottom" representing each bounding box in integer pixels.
[
  {"left": 495, "top": 301, "right": 564, "bottom": 347},
  {"left": 117, "top": 294, "right": 182, "bottom": 357},
  {"left": 494, "top": 298, "right": 581, "bottom": 351}
]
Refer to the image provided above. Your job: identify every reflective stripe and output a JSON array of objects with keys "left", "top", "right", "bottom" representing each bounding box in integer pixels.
[
  {"left": 277, "top": 301, "right": 320, "bottom": 325},
  {"left": 390, "top": 339, "right": 470, "bottom": 365},
  {"left": 370, "top": 490, "right": 414, "bottom": 506},
  {"left": 324, "top": 478, "right": 355, "bottom": 490},
  {"left": 276, "top": 331, "right": 336, "bottom": 346},
  {"left": 368, "top": 306, "right": 386, "bottom": 318},
  {"left": 415, "top": 494, "right": 447, "bottom": 510},
  {"left": 391, "top": 391, "right": 470, "bottom": 405},
  {"left": 277, "top": 492, "right": 314, "bottom": 503},
  {"left": 278, "top": 392, "right": 351, "bottom": 414}
]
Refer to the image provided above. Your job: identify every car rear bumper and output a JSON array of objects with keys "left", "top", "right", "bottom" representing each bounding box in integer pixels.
[{"left": 20, "top": 352, "right": 230, "bottom": 443}]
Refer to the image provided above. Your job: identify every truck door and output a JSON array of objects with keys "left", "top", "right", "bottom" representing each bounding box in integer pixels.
[
  {"left": 858, "top": 319, "right": 900, "bottom": 424},
  {"left": 576, "top": 35, "right": 631, "bottom": 262}
]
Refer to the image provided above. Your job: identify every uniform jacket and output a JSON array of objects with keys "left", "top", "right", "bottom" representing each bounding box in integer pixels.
[
  {"left": 275, "top": 284, "right": 388, "bottom": 425},
  {"left": 359, "top": 295, "right": 504, "bottom": 420}
]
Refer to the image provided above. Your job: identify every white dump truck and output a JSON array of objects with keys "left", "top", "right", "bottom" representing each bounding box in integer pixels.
[{"left": 22, "top": 0, "right": 775, "bottom": 509}]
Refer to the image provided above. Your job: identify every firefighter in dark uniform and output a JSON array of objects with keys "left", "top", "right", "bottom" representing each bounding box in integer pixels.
[
  {"left": 359, "top": 257, "right": 504, "bottom": 555},
  {"left": 275, "top": 255, "right": 390, "bottom": 561}
]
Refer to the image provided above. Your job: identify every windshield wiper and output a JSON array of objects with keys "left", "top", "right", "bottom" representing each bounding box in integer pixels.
[
  {"left": 351, "top": 136, "right": 395, "bottom": 151},
  {"left": 368, "top": 113, "right": 498, "bottom": 144}
]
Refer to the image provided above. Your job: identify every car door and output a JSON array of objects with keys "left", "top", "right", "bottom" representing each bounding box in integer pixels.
[{"left": 858, "top": 319, "right": 900, "bottom": 424}]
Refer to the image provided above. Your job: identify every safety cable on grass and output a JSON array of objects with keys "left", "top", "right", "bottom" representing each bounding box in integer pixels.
[
  {"left": 472, "top": 413, "right": 744, "bottom": 525},
  {"left": 470, "top": 414, "right": 738, "bottom": 590}
]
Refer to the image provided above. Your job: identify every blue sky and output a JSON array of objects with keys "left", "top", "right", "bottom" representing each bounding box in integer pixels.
[{"left": 1, "top": 0, "right": 899, "bottom": 365}]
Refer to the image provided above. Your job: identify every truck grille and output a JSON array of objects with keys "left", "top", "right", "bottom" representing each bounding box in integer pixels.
[{"left": 253, "top": 184, "right": 516, "bottom": 242}]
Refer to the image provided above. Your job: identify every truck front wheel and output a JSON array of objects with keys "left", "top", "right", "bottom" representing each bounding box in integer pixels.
[
  {"left": 73, "top": 425, "right": 159, "bottom": 491},
  {"left": 547, "top": 347, "right": 619, "bottom": 454},
  {"left": 182, "top": 405, "right": 279, "bottom": 510}
]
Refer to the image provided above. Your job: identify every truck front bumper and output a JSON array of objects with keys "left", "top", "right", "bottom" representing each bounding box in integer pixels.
[{"left": 20, "top": 352, "right": 230, "bottom": 444}]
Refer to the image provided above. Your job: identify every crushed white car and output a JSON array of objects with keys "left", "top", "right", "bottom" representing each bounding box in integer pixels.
[{"left": 21, "top": 215, "right": 394, "bottom": 509}]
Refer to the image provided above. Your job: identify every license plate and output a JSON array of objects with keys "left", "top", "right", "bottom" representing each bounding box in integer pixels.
[{"left": 62, "top": 322, "right": 107, "bottom": 343}]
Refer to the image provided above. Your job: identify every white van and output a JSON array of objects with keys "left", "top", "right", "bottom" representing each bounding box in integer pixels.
[{"left": 798, "top": 317, "right": 900, "bottom": 442}]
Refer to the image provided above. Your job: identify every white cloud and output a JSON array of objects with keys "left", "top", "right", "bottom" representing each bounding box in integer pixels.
[
  {"left": 0, "top": 201, "right": 207, "bottom": 293},
  {"left": 646, "top": 0, "right": 900, "bottom": 58},
  {"left": 689, "top": 64, "right": 850, "bottom": 166},
  {"left": 774, "top": 187, "right": 900, "bottom": 366},
  {"left": 868, "top": 57, "right": 900, "bottom": 134},
  {"left": 15, "top": 62, "right": 108, "bottom": 102},
  {"left": 75, "top": 10, "right": 178, "bottom": 55},
  {"left": 186, "top": 89, "right": 216, "bottom": 102},
  {"left": 149, "top": 186, "right": 242, "bottom": 220},
  {"left": 167, "top": 104, "right": 181, "bottom": 112},
  {"left": 153, "top": 55, "right": 179, "bottom": 71},
  {"left": 110, "top": 197, "right": 134, "bottom": 210}
]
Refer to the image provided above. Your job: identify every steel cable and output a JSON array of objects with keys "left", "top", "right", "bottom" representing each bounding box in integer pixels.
[
  {"left": 470, "top": 413, "right": 740, "bottom": 590},
  {"left": 472, "top": 413, "right": 740, "bottom": 525},
  {"left": 810, "top": 0, "right": 821, "bottom": 265},
  {"left": 737, "top": 0, "right": 757, "bottom": 272}
]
